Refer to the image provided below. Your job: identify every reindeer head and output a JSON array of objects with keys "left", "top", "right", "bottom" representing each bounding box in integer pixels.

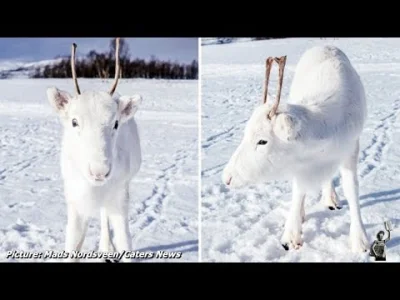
[
  {"left": 47, "top": 38, "right": 142, "bottom": 186},
  {"left": 222, "top": 56, "right": 302, "bottom": 188}
]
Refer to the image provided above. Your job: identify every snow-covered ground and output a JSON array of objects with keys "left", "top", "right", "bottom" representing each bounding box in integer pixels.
[
  {"left": 0, "top": 78, "right": 198, "bottom": 262},
  {"left": 201, "top": 38, "right": 400, "bottom": 262}
]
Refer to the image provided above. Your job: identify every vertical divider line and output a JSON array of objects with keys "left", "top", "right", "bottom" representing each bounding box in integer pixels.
[{"left": 198, "top": 37, "right": 202, "bottom": 263}]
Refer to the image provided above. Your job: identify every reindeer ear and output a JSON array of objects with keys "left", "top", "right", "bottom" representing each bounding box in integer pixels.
[
  {"left": 272, "top": 113, "right": 301, "bottom": 142},
  {"left": 46, "top": 87, "right": 72, "bottom": 116},
  {"left": 118, "top": 94, "right": 142, "bottom": 123}
]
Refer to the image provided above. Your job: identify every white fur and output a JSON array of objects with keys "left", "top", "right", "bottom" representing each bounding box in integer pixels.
[
  {"left": 47, "top": 88, "right": 142, "bottom": 262},
  {"left": 222, "top": 45, "right": 369, "bottom": 252}
]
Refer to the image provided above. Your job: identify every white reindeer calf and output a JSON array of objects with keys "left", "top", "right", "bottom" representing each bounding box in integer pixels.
[
  {"left": 47, "top": 38, "right": 142, "bottom": 262},
  {"left": 223, "top": 45, "right": 369, "bottom": 253}
]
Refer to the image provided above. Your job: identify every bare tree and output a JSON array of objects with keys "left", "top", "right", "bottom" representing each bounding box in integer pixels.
[{"left": 110, "top": 38, "right": 130, "bottom": 60}]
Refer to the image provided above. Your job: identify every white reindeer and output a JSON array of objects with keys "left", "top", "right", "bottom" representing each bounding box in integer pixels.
[
  {"left": 47, "top": 38, "right": 142, "bottom": 262},
  {"left": 222, "top": 45, "right": 369, "bottom": 253}
]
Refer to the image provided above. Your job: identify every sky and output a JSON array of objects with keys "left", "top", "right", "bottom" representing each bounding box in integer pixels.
[{"left": 0, "top": 38, "right": 198, "bottom": 64}]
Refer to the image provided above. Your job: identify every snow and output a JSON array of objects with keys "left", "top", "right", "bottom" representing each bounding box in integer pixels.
[
  {"left": 0, "top": 78, "right": 198, "bottom": 262},
  {"left": 201, "top": 38, "right": 400, "bottom": 262}
]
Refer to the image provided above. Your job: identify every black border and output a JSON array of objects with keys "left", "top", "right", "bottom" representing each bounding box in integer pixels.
[
  {"left": 3, "top": 2, "right": 400, "bottom": 37},
  {"left": 2, "top": 262, "right": 400, "bottom": 287},
  {"left": 2, "top": 261, "right": 400, "bottom": 269},
  {"left": 3, "top": 263, "right": 394, "bottom": 297},
  {"left": 1, "top": 9, "right": 400, "bottom": 287},
  {"left": 1, "top": 10, "right": 399, "bottom": 37}
]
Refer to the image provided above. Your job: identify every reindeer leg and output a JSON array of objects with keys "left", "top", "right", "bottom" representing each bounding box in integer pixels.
[
  {"left": 108, "top": 188, "right": 132, "bottom": 262},
  {"left": 108, "top": 212, "right": 131, "bottom": 262},
  {"left": 99, "top": 207, "right": 111, "bottom": 253},
  {"left": 321, "top": 180, "right": 341, "bottom": 210},
  {"left": 339, "top": 140, "right": 369, "bottom": 252},
  {"left": 300, "top": 197, "right": 306, "bottom": 223},
  {"left": 65, "top": 203, "right": 88, "bottom": 262},
  {"left": 281, "top": 178, "right": 305, "bottom": 250}
]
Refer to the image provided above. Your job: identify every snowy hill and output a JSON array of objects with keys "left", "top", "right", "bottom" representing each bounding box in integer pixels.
[
  {"left": 0, "top": 59, "right": 62, "bottom": 79},
  {"left": 201, "top": 38, "right": 256, "bottom": 46},
  {"left": 201, "top": 38, "right": 400, "bottom": 262},
  {"left": 0, "top": 78, "right": 198, "bottom": 262}
]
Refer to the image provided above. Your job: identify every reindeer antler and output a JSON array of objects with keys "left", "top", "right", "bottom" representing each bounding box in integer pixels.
[
  {"left": 263, "top": 57, "right": 274, "bottom": 104},
  {"left": 71, "top": 43, "right": 81, "bottom": 95},
  {"left": 268, "top": 56, "right": 287, "bottom": 119},
  {"left": 263, "top": 55, "right": 287, "bottom": 119},
  {"left": 109, "top": 37, "right": 121, "bottom": 96}
]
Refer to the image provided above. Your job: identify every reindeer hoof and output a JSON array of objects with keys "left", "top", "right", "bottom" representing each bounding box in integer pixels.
[
  {"left": 282, "top": 243, "right": 302, "bottom": 250},
  {"left": 328, "top": 205, "right": 342, "bottom": 210}
]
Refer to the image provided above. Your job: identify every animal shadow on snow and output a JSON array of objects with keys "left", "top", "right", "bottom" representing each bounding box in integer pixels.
[
  {"left": 301, "top": 188, "right": 400, "bottom": 242},
  {"left": 359, "top": 188, "right": 400, "bottom": 209},
  {"left": 131, "top": 239, "right": 198, "bottom": 262},
  {"left": 306, "top": 188, "right": 400, "bottom": 218},
  {"left": 387, "top": 236, "right": 400, "bottom": 249}
]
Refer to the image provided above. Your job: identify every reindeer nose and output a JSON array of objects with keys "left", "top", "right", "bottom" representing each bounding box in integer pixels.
[{"left": 89, "top": 163, "right": 111, "bottom": 181}]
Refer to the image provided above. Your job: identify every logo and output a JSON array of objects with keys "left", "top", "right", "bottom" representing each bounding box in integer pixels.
[{"left": 369, "top": 221, "right": 393, "bottom": 261}]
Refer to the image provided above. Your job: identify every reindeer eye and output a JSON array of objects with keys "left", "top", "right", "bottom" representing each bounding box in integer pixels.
[
  {"left": 114, "top": 120, "right": 119, "bottom": 130},
  {"left": 257, "top": 140, "right": 268, "bottom": 145},
  {"left": 72, "top": 119, "right": 78, "bottom": 127}
]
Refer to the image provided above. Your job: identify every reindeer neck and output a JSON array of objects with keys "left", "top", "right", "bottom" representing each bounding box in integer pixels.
[{"left": 284, "top": 102, "right": 342, "bottom": 151}]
